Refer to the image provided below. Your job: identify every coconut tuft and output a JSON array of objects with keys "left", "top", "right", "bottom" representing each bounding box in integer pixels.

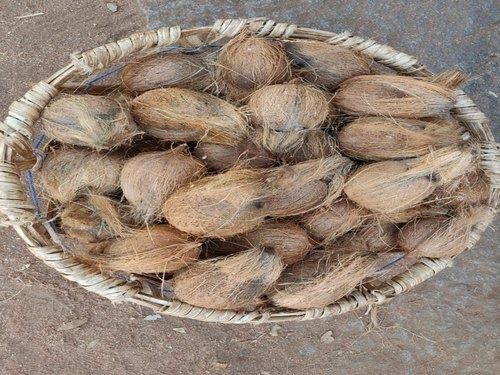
[
  {"left": 269, "top": 250, "right": 378, "bottom": 309},
  {"left": 38, "top": 148, "right": 123, "bottom": 203},
  {"left": 283, "top": 130, "right": 338, "bottom": 164},
  {"left": 432, "top": 169, "right": 491, "bottom": 208},
  {"left": 79, "top": 225, "right": 201, "bottom": 274},
  {"left": 122, "top": 52, "right": 213, "bottom": 94},
  {"left": 286, "top": 40, "right": 371, "bottom": 89},
  {"left": 371, "top": 203, "right": 450, "bottom": 224},
  {"left": 216, "top": 33, "right": 291, "bottom": 92},
  {"left": 41, "top": 93, "right": 139, "bottom": 150},
  {"left": 131, "top": 87, "right": 249, "bottom": 146},
  {"left": 247, "top": 83, "right": 333, "bottom": 155},
  {"left": 60, "top": 195, "right": 126, "bottom": 243},
  {"left": 344, "top": 146, "right": 476, "bottom": 213},
  {"left": 338, "top": 117, "right": 466, "bottom": 160},
  {"left": 398, "top": 206, "right": 495, "bottom": 258},
  {"left": 333, "top": 74, "right": 458, "bottom": 118},
  {"left": 172, "top": 247, "right": 283, "bottom": 310},
  {"left": 346, "top": 221, "right": 399, "bottom": 252},
  {"left": 121, "top": 146, "right": 206, "bottom": 223}
]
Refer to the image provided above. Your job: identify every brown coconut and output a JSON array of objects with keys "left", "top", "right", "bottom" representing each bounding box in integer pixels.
[
  {"left": 247, "top": 83, "right": 332, "bottom": 155},
  {"left": 81, "top": 225, "right": 201, "bottom": 274},
  {"left": 39, "top": 148, "right": 123, "bottom": 203},
  {"left": 131, "top": 88, "right": 249, "bottom": 146},
  {"left": 302, "top": 198, "right": 367, "bottom": 243},
  {"left": 286, "top": 40, "right": 371, "bottom": 89},
  {"left": 270, "top": 250, "right": 378, "bottom": 309},
  {"left": 344, "top": 146, "right": 476, "bottom": 213},
  {"left": 433, "top": 169, "right": 490, "bottom": 208},
  {"left": 371, "top": 203, "right": 450, "bottom": 224},
  {"left": 172, "top": 248, "right": 283, "bottom": 310},
  {"left": 398, "top": 206, "right": 495, "bottom": 258},
  {"left": 348, "top": 222, "right": 399, "bottom": 252},
  {"left": 41, "top": 94, "right": 138, "bottom": 150},
  {"left": 122, "top": 52, "right": 213, "bottom": 94},
  {"left": 338, "top": 117, "right": 466, "bottom": 160},
  {"left": 284, "top": 130, "right": 338, "bottom": 164},
  {"left": 333, "top": 75, "right": 459, "bottom": 118},
  {"left": 216, "top": 33, "right": 291, "bottom": 92},
  {"left": 210, "top": 222, "right": 312, "bottom": 265},
  {"left": 60, "top": 195, "right": 125, "bottom": 243},
  {"left": 121, "top": 146, "right": 206, "bottom": 223}
]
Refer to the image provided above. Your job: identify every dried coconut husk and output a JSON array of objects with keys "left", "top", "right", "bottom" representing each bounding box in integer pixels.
[
  {"left": 209, "top": 222, "right": 312, "bottom": 265},
  {"left": 432, "top": 169, "right": 490, "bottom": 208},
  {"left": 283, "top": 130, "right": 337, "bottom": 164},
  {"left": 121, "top": 146, "right": 206, "bottom": 223},
  {"left": 193, "top": 137, "right": 275, "bottom": 171},
  {"left": 338, "top": 117, "right": 466, "bottom": 160},
  {"left": 172, "top": 247, "right": 283, "bottom": 310},
  {"left": 41, "top": 93, "right": 138, "bottom": 150},
  {"left": 247, "top": 83, "right": 332, "bottom": 155},
  {"left": 38, "top": 148, "right": 123, "bottom": 203},
  {"left": 333, "top": 74, "right": 461, "bottom": 118},
  {"left": 132, "top": 87, "right": 249, "bottom": 146},
  {"left": 122, "top": 52, "right": 213, "bottom": 94},
  {"left": 269, "top": 250, "right": 378, "bottom": 309},
  {"left": 60, "top": 195, "right": 126, "bottom": 243},
  {"left": 286, "top": 40, "right": 371, "bottom": 90},
  {"left": 346, "top": 222, "right": 399, "bottom": 252},
  {"left": 80, "top": 225, "right": 201, "bottom": 274},
  {"left": 216, "top": 33, "right": 291, "bottom": 92},
  {"left": 344, "top": 146, "right": 476, "bottom": 213},
  {"left": 301, "top": 198, "right": 368, "bottom": 243},
  {"left": 398, "top": 206, "right": 495, "bottom": 258},
  {"left": 371, "top": 203, "right": 450, "bottom": 224},
  {"left": 163, "top": 155, "right": 352, "bottom": 237}
]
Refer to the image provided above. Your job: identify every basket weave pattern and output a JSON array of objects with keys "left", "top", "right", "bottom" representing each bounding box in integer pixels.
[{"left": 0, "top": 18, "right": 498, "bottom": 324}]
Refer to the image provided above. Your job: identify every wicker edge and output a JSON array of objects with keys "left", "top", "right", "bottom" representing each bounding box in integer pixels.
[{"left": 0, "top": 18, "right": 498, "bottom": 324}]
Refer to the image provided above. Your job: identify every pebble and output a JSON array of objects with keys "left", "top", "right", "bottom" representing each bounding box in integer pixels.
[{"left": 106, "top": 3, "right": 118, "bottom": 12}]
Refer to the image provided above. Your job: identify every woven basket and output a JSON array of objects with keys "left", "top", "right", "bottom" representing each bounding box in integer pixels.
[{"left": 1, "top": 18, "right": 498, "bottom": 324}]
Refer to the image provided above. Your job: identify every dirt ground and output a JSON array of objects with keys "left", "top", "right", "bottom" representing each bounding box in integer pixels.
[{"left": 0, "top": 1, "right": 498, "bottom": 374}]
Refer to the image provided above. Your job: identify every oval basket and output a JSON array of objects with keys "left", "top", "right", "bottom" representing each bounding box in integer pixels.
[{"left": 1, "top": 18, "right": 498, "bottom": 324}]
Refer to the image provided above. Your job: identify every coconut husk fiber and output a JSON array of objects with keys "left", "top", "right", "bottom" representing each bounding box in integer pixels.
[
  {"left": 41, "top": 93, "right": 139, "bottom": 150},
  {"left": 172, "top": 247, "right": 283, "bottom": 310},
  {"left": 122, "top": 52, "right": 213, "bottom": 94},
  {"left": 269, "top": 250, "right": 378, "bottom": 309},
  {"left": 80, "top": 225, "right": 201, "bottom": 274},
  {"left": 247, "top": 83, "right": 332, "bottom": 155},
  {"left": 301, "top": 198, "right": 368, "bottom": 243},
  {"left": 398, "top": 206, "right": 495, "bottom": 258},
  {"left": 131, "top": 87, "right": 249, "bottom": 146},
  {"left": 121, "top": 146, "right": 206, "bottom": 223},
  {"left": 209, "top": 222, "right": 312, "bottom": 265},
  {"left": 344, "top": 146, "right": 476, "bottom": 213},
  {"left": 338, "top": 117, "right": 466, "bottom": 160},
  {"left": 286, "top": 40, "right": 371, "bottom": 90},
  {"left": 346, "top": 222, "right": 399, "bottom": 253},
  {"left": 433, "top": 169, "right": 491, "bottom": 208},
  {"left": 333, "top": 74, "right": 461, "bottom": 118},
  {"left": 283, "top": 129, "right": 337, "bottom": 164},
  {"left": 371, "top": 203, "right": 450, "bottom": 225},
  {"left": 60, "top": 195, "right": 126, "bottom": 243},
  {"left": 39, "top": 148, "right": 123, "bottom": 203},
  {"left": 216, "top": 33, "right": 291, "bottom": 92}
]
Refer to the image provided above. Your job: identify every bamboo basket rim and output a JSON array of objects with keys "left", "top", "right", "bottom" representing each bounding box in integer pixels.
[{"left": 0, "top": 18, "right": 498, "bottom": 324}]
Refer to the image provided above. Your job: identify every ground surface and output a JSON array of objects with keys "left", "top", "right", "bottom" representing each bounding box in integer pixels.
[{"left": 0, "top": 1, "right": 498, "bottom": 374}]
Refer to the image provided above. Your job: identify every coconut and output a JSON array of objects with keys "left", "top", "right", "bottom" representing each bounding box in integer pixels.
[
  {"left": 302, "top": 198, "right": 367, "bottom": 243},
  {"left": 398, "top": 206, "right": 495, "bottom": 258},
  {"left": 131, "top": 87, "right": 249, "bottom": 146},
  {"left": 286, "top": 40, "right": 371, "bottom": 89},
  {"left": 283, "top": 130, "right": 338, "bottom": 164},
  {"left": 172, "top": 247, "right": 283, "bottom": 310},
  {"left": 121, "top": 146, "right": 206, "bottom": 223},
  {"left": 344, "top": 147, "right": 476, "bottom": 213},
  {"left": 193, "top": 137, "right": 275, "bottom": 171},
  {"left": 60, "top": 195, "right": 125, "bottom": 243},
  {"left": 371, "top": 204, "right": 450, "bottom": 224},
  {"left": 39, "top": 148, "right": 123, "bottom": 203},
  {"left": 333, "top": 75, "right": 458, "bottom": 118},
  {"left": 80, "top": 225, "right": 201, "bottom": 274},
  {"left": 247, "top": 83, "right": 332, "bottom": 155},
  {"left": 433, "top": 169, "right": 490, "bottom": 208},
  {"left": 338, "top": 117, "right": 465, "bottom": 160},
  {"left": 348, "top": 222, "right": 399, "bottom": 252},
  {"left": 269, "top": 250, "right": 378, "bottom": 309},
  {"left": 210, "top": 222, "right": 312, "bottom": 265},
  {"left": 216, "top": 33, "right": 291, "bottom": 92},
  {"left": 122, "top": 52, "right": 213, "bottom": 94},
  {"left": 41, "top": 93, "right": 138, "bottom": 150}
]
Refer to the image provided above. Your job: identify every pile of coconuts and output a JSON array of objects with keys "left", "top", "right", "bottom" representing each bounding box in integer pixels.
[{"left": 36, "top": 32, "right": 494, "bottom": 312}]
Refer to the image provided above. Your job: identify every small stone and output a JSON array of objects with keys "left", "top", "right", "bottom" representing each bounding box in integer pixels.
[
  {"left": 56, "top": 318, "right": 88, "bottom": 331},
  {"left": 268, "top": 324, "right": 282, "bottom": 337},
  {"left": 106, "top": 3, "right": 118, "bottom": 12},
  {"left": 260, "top": 372, "right": 271, "bottom": 375},
  {"left": 320, "top": 330, "right": 335, "bottom": 344},
  {"left": 211, "top": 362, "right": 229, "bottom": 371},
  {"left": 143, "top": 314, "right": 162, "bottom": 321},
  {"left": 173, "top": 327, "right": 186, "bottom": 334},
  {"left": 87, "top": 339, "right": 100, "bottom": 349}
]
